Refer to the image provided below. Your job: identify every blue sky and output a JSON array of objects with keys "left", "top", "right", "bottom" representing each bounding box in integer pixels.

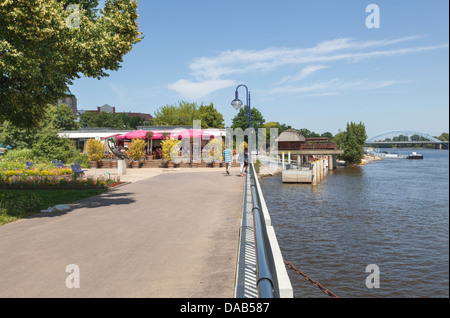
[{"left": 71, "top": 0, "right": 449, "bottom": 137}]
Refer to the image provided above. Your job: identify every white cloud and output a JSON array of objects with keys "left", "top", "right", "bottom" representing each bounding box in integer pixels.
[
  {"left": 167, "top": 79, "right": 236, "bottom": 100},
  {"left": 167, "top": 36, "right": 448, "bottom": 99},
  {"left": 269, "top": 78, "right": 404, "bottom": 95},
  {"left": 278, "top": 65, "right": 329, "bottom": 84}
]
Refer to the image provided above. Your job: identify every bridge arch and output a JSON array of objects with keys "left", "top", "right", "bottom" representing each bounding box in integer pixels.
[{"left": 366, "top": 130, "right": 441, "bottom": 143}]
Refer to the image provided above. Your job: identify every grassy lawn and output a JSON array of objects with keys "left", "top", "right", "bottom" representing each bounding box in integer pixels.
[{"left": 0, "top": 188, "right": 107, "bottom": 226}]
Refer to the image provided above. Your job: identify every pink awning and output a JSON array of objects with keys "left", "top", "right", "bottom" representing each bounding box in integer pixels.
[
  {"left": 116, "top": 130, "right": 163, "bottom": 140},
  {"left": 169, "top": 129, "right": 215, "bottom": 139}
]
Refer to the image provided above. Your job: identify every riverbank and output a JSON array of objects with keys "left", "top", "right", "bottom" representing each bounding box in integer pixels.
[{"left": 362, "top": 154, "right": 384, "bottom": 164}]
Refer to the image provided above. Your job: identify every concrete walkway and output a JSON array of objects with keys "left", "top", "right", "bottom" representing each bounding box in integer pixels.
[{"left": 0, "top": 168, "right": 244, "bottom": 297}]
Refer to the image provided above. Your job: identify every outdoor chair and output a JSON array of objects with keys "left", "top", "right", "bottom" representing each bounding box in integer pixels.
[
  {"left": 54, "top": 160, "right": 67, "bottom": 168},
  {"left": 70, "top": 163, "right": 88, "bottom": 177}
]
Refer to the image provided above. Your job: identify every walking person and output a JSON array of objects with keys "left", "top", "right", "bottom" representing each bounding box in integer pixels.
[
  {"left": 243, "top": 148, "right": 249, "bottom": 175},
  {"left": 238, "top": 149, "right": 245, "bottom": 177},
  {"left": 223, "top": 147, "right": 232, "bottom": 174}
]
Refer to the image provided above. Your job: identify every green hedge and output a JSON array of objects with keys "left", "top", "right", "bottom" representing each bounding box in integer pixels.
[{"left": 0, "top": 192, "right": 43, "bottom": 216}]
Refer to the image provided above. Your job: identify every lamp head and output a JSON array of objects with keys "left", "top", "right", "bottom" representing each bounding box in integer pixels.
[{"left": 231, "top": 98, "right": 243, "bottom": 110}]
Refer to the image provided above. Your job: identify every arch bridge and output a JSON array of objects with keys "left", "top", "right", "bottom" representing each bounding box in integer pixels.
[{"left": 366, "top": 130, "right": 448, "bottom": 149}]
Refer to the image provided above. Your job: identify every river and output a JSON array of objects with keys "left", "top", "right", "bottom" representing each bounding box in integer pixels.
[{"left": 260, "top": 148, "right": 449, "bottom": 298}]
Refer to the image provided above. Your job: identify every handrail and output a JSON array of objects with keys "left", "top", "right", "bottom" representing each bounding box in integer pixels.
[{"left": 249, "top": 163, "right": 275, "bottom": 298}]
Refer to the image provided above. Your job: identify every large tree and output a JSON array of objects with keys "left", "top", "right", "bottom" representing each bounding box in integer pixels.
[
  {"left": 152, "top": 101, "right": 225, "bottom": 129},
  {"left": 0, "top": 103, "right": 77, "bottom": 152},
  {"left": 198, "top": 103, "right": 225, "bottom": 129},
  {"left": 437, "top": 132, "right": 449, "bottom": 142},
  {"left": 337, "top": 122, "right": 368, "bottom": 165},
  {"left": 0, "top": 0, "right": 142, "bottom": 127},
  {"left": 231, "top": 106, "right": 265, "bottom": 131}
]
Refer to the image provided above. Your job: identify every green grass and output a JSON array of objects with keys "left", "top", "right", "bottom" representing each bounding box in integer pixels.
[{"left": 0, "top": 188, "right": 107, "bottom": 226}]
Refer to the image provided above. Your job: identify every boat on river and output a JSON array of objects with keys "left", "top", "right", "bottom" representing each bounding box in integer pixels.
[
  {"left": 407, "top": 152, "right": 423, "bottom": 159},
  {"left": 372, "top": 151, "right": 408, "bottom": 159}
]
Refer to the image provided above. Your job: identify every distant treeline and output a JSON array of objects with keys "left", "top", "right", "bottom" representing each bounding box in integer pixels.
[{"left": 378, "top": 133, "right": 448, "bottom": 149}]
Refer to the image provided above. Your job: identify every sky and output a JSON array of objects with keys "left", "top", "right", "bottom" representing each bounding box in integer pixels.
[{"left": 70, "top": 0, "right": 449, "bottom": 138}]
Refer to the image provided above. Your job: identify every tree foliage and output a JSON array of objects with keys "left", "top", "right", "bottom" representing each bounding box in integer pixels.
[
  {"left": 197, "top": 103, "right": 225, "bottom": 129},
  {"left": 338, "top": 122, "right": 367, "bottom": 165},
  {"left": 52, "top": 103, "right": 79, "bottom": 130},
  {"left": 231, "top": 106, "right": 265, "bottom": 131},
  {"left": 437, "top": 132, "right": 449, "bottom": 142},
  {"left": 79, "top": 111, "right": 148, "bottom": 129},
  {"left": 152, "top": 101, "right": 224, "bottom": 129},
  {"left": 0, "top": 103, "right": 76, "bottom": 150},
  {"left": 0, "top": 0, "right": 142, "bottom": 127},
  {"left": 298, "top": 128, "right": 321, "bottom": 138}
]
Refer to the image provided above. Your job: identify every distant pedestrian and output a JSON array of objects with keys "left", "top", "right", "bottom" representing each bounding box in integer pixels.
[
  {"left": 238, "top": 149, "right": 245, "bottom": 177},
  {"left": 243, "top": 148, "right": 249, "bottom": 175},
  {"left": 223, "top": 147, "right": 232, "bottom": 174}
]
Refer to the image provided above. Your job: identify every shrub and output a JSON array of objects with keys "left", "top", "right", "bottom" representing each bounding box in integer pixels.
[
  {"left": 31, "top": 129, "right": 78, "bottom": 163},
  {"left": 71, "top": 153, "right": 90, "bottom": 168},
  {"left": 1, "top": 149, "right": 35, "bottom": 162},
  {"left": 128, "top": 138, "right": 146, "bottom": 161},
  {"left": 254, "top": 159, "right": 262, "bottom": 173},
  {"left": 85, "top": 139, "right": 103, "bottom": 162},
  {"left": 160, "top": 138, "right": 181, "bottom": 162},
  {"left": 203, "top": 138, "right": 223, "bottom": 162},
  {"left": 0, "top": 192, "right": 43, "bottom": 217}
]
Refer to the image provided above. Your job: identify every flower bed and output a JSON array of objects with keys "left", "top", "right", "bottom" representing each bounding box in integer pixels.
[
  {"left": 0, "top": 167, "right": 72, "bottom": 178},
  {"left": 0, "top": 175, "right": 122, "bottom": 188},
  {"left": 0, "top": 166, "right": 122, "bottom": 189}
]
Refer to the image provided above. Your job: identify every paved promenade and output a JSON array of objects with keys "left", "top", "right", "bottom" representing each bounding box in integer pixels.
[{"left": 0, "top": 168, "right": 244, "bottom": 297}]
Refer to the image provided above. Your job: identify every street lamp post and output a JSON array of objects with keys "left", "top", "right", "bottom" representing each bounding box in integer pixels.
[{"left": 231, "top": 84, "right": 252, "bottom": 163}]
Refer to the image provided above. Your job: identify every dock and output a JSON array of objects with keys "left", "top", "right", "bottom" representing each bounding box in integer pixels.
[{"left": 281, "top": 154, "right": 330, "bottom": 185}]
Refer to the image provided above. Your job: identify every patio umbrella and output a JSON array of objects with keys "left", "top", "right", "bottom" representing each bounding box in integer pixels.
[
  {"left": 115, "top": 130, "right": 163, "bottom": 140},
  {"left": 124, "top": 129, "right": 149, "bottom": 139},
  {"left": 169, "top": 129, "right": 215, "bottom": 139}
]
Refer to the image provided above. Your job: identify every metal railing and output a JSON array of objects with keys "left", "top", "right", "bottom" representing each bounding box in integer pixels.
[{"left": 248, "top": 163, "right": 275, "bottom": 298}]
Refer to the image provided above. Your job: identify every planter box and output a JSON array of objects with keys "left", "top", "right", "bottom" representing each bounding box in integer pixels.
[
  {"left": 102, "top": 160, "right": 111, "bottom": 168},
  {"left": 90, "top": 161, "right": 98, "bottom": 169},
  {"left": 132, "top": 161, "right": 140, "bottom": 168},
  {"left": 144, "top": 160, "right": 163, "bottom": 168},
  {"left": 111, "top": 160, "right": 118, "bottom": 168}
]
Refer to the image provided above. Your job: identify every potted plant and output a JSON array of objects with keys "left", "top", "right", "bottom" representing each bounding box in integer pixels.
[
  {"left": 85, "top": 139, "right": 103, "bottom": 168},
  {"left": 128, "top": 139, "right": 146, "bottom": 168},
  {"left": 101, "top": 153, "right": 112, "bottom": 168},
  {"left": 206, "top": 138, "right": 223, "bottom": 168},
  {"left": 161, "top": 137, "right": 181, "bottom": 168}
]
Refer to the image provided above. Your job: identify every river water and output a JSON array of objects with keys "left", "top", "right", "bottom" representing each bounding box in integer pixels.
[{"left": 260, "top": 148, "right": 449, "bottom": 298}]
